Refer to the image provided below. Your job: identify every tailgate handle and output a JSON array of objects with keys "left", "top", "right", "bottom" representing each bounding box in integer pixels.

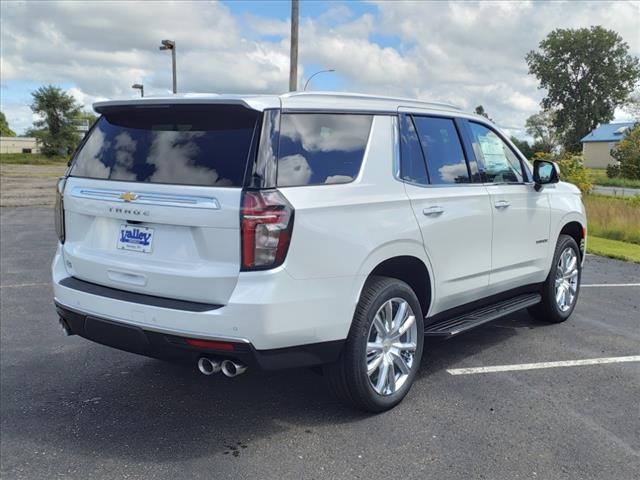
[{"left": 107, "top": 269, "right": 147, "bottom": 286}]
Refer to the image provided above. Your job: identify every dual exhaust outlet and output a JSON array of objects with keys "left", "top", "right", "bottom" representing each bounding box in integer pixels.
[{"left": 197, "top": 357, "right": 247, "bottom": 378}]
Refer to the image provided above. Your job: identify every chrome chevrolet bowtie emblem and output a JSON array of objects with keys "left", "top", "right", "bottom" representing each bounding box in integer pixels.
[{"left": 119, "top": 192, "right": 138, "bottom": 202}]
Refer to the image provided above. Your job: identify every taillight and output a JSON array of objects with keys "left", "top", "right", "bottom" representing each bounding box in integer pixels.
[
  {"left": 54, "top": 176, "right": 66, "bottom": 243},
  {"left": 241, "top": 189, "right": 294, "bottom": 270}
]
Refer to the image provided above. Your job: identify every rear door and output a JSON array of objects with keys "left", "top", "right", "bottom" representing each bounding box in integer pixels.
[
  {"left": 62, "top": 104, "right": 260, "bottom": 304},
  {"left": 465, "top": 121, "right": 551, "bottom": 290},
  {"left": 399, "top": 113, "right": 492, "bottom": 313}
]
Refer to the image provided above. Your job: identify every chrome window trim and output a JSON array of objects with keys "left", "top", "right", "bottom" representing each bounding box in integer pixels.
[{"left": 69, "top": 186, "right": 220, "bottom": 210}]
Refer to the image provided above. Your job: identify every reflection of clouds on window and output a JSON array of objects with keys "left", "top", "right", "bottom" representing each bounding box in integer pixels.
[
  {"left": 277, "top": 154, "right": 313, "bottom": 187},
  {"left": 438, "top": 162, "right": 469, "bottom": 183},
  {"left": 110, "top": 131, "right": 137, "bottom": 181},
  {"left": 280, "top": 115, "right": 371, "bottom": 153},
  {"left": 147, "top": 132, "right": 231, "bottom": 186},
  {"left": 71, "top": 127, "right": 111, "bottom": 178},
  {"left": 325, "top": 174, "right": 353, "bottom": 184}
]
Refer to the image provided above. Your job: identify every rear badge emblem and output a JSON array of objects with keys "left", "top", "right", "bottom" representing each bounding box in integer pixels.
[{"left": 120, "top": 192, "right": 138, "bottom": 202}]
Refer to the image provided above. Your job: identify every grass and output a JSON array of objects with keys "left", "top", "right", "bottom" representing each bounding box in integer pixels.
[
  {"left": 587, "top": 236, "right": 640, "bottom": 263},
  {"left": 583, "top": 194, "right": 640, "bottom": 245},
  {"left": 0, "top": 153, "right": 69, "bottom": 165},
  {"left": 586, "top": 168, "right": 640, "bottom": 189}
]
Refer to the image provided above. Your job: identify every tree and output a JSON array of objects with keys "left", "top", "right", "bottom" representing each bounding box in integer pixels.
[
  {"left": 510, "top": 136, "right": 534, "bottom": 159},
  {"left": 611, "top": 124, "right": 640, "bottom": 180},
  {"left": 0, "top": 111, "right": 16, "bottom": 137},
  {"left": 624, "top": 90, "right": 640, "bottom": 121},
  {"left": 30, "top": 85, "right": 81, "bottom": 156},
  {"left": 526, "top": 26, "right": 640, "bottom": 152},
  {"left": 525, "top": 110, "right": 558, "bottom": 153},
  {"left": 474, "top": 105, "right": 493, "bottom": 122}
]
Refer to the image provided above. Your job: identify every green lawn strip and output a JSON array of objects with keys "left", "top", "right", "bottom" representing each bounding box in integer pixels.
[
  {"left": 0, "top": 153, "right": 69, "bottom": 165},
  {"left": 587, "top": 236, "right": 640, "bottom": 263},
  {"left": 586, "top": 168, "right": 640, "bottom": 189}
]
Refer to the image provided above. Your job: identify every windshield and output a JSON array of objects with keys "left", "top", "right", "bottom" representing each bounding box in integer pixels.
[{"left": 70, "top": 104, "right": 259, "bottom": 187}]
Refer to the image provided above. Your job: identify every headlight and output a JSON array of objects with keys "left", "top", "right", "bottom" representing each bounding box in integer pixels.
[{"left": 54, "top": 176, "right": 66, "bottom": 243}]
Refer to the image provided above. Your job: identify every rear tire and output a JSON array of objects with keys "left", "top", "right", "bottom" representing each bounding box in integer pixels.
[
  {"left": 324, "top": 276, "right": 424, "bottom": 412},
  {"left": 529, "top": 234, "right": 581, "bottom": 323}
]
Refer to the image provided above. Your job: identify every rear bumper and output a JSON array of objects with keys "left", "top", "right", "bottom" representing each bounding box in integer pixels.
[{"left": 56, "top": 302, "right": 344, "bottom": 370}]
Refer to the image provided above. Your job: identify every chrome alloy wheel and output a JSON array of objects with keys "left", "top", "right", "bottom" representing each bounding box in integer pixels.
[
  {"left": 554, "top": 247, "right": 579, "bottom": 312},
  {"left": 366, "top": 297, "right": 418, "bottom": 396}
]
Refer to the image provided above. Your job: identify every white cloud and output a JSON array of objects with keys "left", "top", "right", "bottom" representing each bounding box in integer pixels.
[{"left": 1, "top": 0, "right": 639, "bottom": 136}]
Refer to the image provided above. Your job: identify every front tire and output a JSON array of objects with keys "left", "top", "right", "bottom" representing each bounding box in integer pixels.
[
  {"left": 324, "top": 276, "right": 424, "bottom": 412},
  {"left": 529, "top": 234, "right": 581, "bottom": 323}
]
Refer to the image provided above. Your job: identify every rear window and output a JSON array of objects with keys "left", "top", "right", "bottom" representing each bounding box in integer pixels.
[
  {"left": 276, "top": 113, "right": 372, "bottom": 187},
  {"left": 69, "top": 105, "right": 259, "bottom": 187}
]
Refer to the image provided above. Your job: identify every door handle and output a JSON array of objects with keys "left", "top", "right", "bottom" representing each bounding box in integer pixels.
[
  {"left": 423, "top": 206, "right": 444, "bottom": 216},
  {"left": 494, "top": 200, "right": 511, "bottom": 209}
]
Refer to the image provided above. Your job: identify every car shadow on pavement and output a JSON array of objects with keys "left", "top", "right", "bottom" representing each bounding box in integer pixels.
[{"left": 1, "top": 310, "right": 548, "bottom": 464}]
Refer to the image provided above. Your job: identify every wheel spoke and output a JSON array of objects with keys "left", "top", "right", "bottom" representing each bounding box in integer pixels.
[
  {"left": 376, "top": 361, "right": 389, "bottom": 392},
  {"left": 372, "top": 315, "right": 386, "bottom": 337},
  {"left": 367, "top": 353, "right": 384, "bottom": 376},
  {"left": 390, "top": 351, "right": 410, "bottom": 375},
  {"left": 386, "top": 361, "right": 396, "bottom": 394},
  {"left": 397, "top": 314, "right": 416, "bottom": 337},
  {"left": 556, "top": 285, "right": 565, "bottom": 305},
  {"left": 565, "top": 255, "right": 577, "bottom": 275},
  {"left": 384, "top": 302, "right": 393, "bottom": 332},
  {"left": 367, "top": 342, "right": 384, "bottom": 353},
  {"left": 392, "top": 301, "right": 408, "bottom": 334},
  {"left": 393, "top": 341, "right": 417, "bottom": 352}
]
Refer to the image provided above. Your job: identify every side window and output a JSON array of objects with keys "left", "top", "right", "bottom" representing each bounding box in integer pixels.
[
  {"left": 468, "top": 122, "right": 524, "bottom": 183},
  {"left": 412, "top": 116, "right": 470, "bottom": 184},
  {"left": 399, "top": 115, "right": 429, "bottom": 185},
  {"left": 277, "top": 113, "right": 373, "bottom": 187}
]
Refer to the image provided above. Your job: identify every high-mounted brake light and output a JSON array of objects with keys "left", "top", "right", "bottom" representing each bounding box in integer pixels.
[{"left": 241, "top": 190, "right": 294, "bottom": 270}]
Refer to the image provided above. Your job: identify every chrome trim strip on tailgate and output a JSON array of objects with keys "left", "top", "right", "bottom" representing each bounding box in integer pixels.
[{"left": 70, "top": 186, "right": 220, "bottom": 209}]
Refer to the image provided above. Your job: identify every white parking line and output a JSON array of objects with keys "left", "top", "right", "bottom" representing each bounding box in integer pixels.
[
  {"left": 447, "top": 356, "right": 640, "bottom": 375},
  {"left": 582, "top": 283, "right": 640, "bottom": 287}
]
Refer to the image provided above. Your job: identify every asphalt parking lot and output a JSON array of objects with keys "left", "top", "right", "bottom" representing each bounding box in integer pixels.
[{"left": 1, "top": 207, "right": 639, "bottom": 480}]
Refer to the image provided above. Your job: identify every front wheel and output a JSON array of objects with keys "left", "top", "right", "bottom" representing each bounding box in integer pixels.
[
  {"left": 324, "top": 276, "right": 424, "bottom": 412},
  {"left": 529, "top": 234, "right": 581, "bottom": 323}
]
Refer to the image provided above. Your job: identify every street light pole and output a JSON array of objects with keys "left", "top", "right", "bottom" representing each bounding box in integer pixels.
[
  {"left": 289, "top": 0, "right": 299, "bottom": 91},
  {"left": 131, "top": 83, "right": 144, "bottom": 97},
  {"left": 303, "top": 69, "right": 335, "bottom": 91},
  {"left": 159, "top": 39, "right": 177, "bottom": 94}
]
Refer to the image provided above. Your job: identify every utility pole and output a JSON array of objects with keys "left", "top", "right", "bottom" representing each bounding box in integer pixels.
[
  {"left": 159, "top": 39, "right": 177, "bottom": 94},
  {"left": 289, "top": 0, "right": 299, "bottom": 91}
]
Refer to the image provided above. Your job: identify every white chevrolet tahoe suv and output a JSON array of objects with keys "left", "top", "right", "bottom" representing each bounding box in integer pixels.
[{"left": 53, "top": 92, "right": 587, "bottom": 412}]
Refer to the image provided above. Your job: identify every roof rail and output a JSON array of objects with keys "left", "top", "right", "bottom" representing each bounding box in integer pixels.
[{"left": 282, "top": 91, "right": 462, "bottom": 111}]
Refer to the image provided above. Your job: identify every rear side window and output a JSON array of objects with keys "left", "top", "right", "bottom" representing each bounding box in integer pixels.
[
  {"left": 70, "top": 105, "right": 259, "bottom": 187},
  {"left": 412, "top": 116, "right": 470, "bottom": 184},
  {"left": 468, "top": 122, "right": 523, "bottom": 183},
  {"left": 276, "top": 113, "right": 372, "bottom": 187}
]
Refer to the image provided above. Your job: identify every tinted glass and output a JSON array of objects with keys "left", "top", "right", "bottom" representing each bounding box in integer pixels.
[
  {"left": 469, "top": 122, "right": 523, "bottom": 183},
  {"left": 70, "top": 105, "right": 259, "bottom": 187},
  {"left": 413, "top": 116, "right": 469, "bottom": 184},
  {"left": 400, "top": 115, "right": 429, "bottom": 185},
  {"left": 277, "top": 114, "right": 372, "bottom": 187}
]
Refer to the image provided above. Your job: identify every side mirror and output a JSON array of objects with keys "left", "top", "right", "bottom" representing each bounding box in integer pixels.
[{"left": 533, "top": 160, "right": 559, "bottom": 191}]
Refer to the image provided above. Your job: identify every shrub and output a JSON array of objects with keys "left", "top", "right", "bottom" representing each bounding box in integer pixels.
[
  {"left": 611, "top": 124, "right": 640, "bottom": 180},
  {"left": 555, "top": 154, "right": 592, "bottom": 194},
  {"left": 606, "top": 163, "right": 621, "bottom": 178}
]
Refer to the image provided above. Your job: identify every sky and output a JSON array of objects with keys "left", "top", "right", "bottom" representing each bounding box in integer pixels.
[{"left": 1, "top": 0, "right": 639, "bottom": 137}]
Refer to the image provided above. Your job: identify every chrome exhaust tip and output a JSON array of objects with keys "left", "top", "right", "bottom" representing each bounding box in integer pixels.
[
  {"left": 59, "top": 317, "right": 74, "bottom": 336},
  {"left": 221, "top": 359, "right": 247, "bottom": 378},
  {"left": 197, "top": 357, "right": 221, "bottom": 375}
]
